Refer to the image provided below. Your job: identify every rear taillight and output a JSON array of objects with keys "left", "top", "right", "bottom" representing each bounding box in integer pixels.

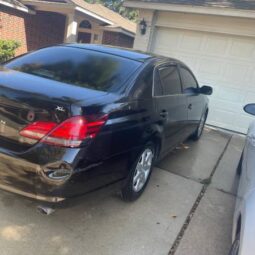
[
  {"left": 19, "top": 115, "right": 108, "bottom": 148},
  {"left": 19, "top": 121, "right": 57, "bottom": 140}
]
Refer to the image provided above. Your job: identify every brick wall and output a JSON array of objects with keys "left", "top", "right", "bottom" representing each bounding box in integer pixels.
[
  {"left": 102, "top": 31, "right": 134, "bottom": 48},
  {"left": 0, "top": 6, "right": 66, "bottom": 56}
]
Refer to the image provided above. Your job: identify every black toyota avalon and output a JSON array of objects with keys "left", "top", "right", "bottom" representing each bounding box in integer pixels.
[{"left": 0, "top": 44, "right": 212, "bottom": 203}]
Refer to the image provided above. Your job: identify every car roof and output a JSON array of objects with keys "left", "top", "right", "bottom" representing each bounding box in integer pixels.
[{"left": 63, "top": 44, "right": 176, "bottom": 64}]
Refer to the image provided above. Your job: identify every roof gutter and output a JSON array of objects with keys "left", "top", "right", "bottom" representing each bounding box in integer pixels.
[
  {"left": 75, "top": 6, "right": 114, "bottom": 25},
  {"left": 124, "top": 1, "right": 255, "bottom": 19},
  {"left": 103, "top": 26, "right": 135, "bottom": 37},
  {"left": 0, "top": 0, "right": 35, "bottom": 14},
  {"left": 21, "top": 0, "right": 73, "bottom": 11}
]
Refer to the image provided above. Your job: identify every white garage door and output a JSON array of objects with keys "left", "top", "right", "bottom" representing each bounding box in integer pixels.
[{"left": 152, "top": 27, "right": 255, "bottom": 133}]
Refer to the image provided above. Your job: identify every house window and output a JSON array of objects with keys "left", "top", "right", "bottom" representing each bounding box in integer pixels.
[{"left": 79, "top": 20, "right": 92, "bottom": 29}]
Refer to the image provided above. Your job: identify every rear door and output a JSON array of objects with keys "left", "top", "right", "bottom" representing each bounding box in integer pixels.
[
  {"left": 179, "top": 66, "right": 204, "bottom": 136},
  {"left": 154, "top": 64, "right": 188, "bottom": 153}
]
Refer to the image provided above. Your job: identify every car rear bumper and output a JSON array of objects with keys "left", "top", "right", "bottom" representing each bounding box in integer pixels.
[
  {"left": 0, "top": 145, "right": 74, "bottom": 202},
  {"left": 0, "top": 142, "right": 129, "bottom": 203},
  {"left": 0, "top": 182, "right": 65, "bottom": 202}
]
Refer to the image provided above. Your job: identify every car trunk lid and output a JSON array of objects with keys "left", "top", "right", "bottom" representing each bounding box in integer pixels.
[{"left": 0, "top": 68, "right": 106, "bottom": 151}]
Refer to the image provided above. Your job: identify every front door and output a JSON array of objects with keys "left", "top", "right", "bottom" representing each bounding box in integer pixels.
[
  {"left": 179, "top": 66, "right": 204, "bottom": 135},
  {"left": 78, "top": 32, "right": 91, "bottom": 43},
  {"left": 154, "top": 64, "right": 188, "bottom": 153}
]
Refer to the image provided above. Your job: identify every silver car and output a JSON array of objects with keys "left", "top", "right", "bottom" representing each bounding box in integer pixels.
[{"left": 230, "top": 104, "right": 255, "bottom": 255}]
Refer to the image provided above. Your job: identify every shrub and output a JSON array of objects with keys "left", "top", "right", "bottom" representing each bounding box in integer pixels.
[{"left": 0, "top": 40, "right": 21, "bottom": 63}]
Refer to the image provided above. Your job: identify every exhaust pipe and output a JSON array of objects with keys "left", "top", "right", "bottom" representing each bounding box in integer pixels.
[{"left": 37, "top": 205, "right": 55, "bottom": 215}]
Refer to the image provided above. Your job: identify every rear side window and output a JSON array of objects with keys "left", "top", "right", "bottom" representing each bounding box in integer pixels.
[
  {"left": 158, "top": 66, "right": 182, "bottom": 95},
  {"left": 133, "top": 66, "right": 154, "bottom": 98},
  {"left": 180, "top": 67, "right": 198, "bottom": 92},
  {"left": 5, "top": 46, "right": 141, "bottom": 92}
]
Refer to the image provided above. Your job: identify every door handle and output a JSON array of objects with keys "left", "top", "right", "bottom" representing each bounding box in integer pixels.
[
  {"left": 160, "top": 110, "right": 168, "bottom": 118},
  {"left": 188, "top": 104, "right": 192, "bottom": 110}
]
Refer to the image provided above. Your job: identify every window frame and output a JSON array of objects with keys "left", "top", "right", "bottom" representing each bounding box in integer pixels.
[
  {"left": 152, "top": 62, "right": 183, "bottom": 97},
  {"left": 152, "top": 68, "right": 164, "bottom": 97}
]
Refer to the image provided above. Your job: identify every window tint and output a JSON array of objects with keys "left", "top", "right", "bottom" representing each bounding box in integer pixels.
[
  {"left": 154, "top": 69, "right": 163, "bottom": 96},
  {"left": 158, "top": 66, "right": 181, "bottom": 95},
  {"left": 133, "top": 66, "right": 153, "bottom": 98},
  {"left": 180, "top": 67, "right": 198, "bottom": 92},
  {"left": 5, "top": 46, "right": 141, "bottom": 92}
]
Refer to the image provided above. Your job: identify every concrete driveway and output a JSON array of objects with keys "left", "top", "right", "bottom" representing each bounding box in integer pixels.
[{"left": 0, "top": 127, "right": 245, "bottom": 255}]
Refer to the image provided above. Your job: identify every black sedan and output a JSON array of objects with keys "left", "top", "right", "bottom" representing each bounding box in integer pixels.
[{"left": 0, "top": 44, "right": 212, "bottom": 203}]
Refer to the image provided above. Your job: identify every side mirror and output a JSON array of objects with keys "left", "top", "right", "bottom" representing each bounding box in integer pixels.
[
  {"left": 200, "top": 86, "right": 213, "bottom": 95},
  {"left": 244, "top": 104, "right": 255, "bottom": 116}
]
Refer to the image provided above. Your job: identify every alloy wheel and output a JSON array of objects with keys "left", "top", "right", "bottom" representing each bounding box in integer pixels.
[{"left": 132, "top": 148, "right": 154, "bottom": 192}]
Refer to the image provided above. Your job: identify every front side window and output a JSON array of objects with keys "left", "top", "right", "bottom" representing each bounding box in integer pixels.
[
  {"left": 180, "top": 67, "right": 198, "bottom": 93},
  {"left": 5, "top": 46, "right": 141, "bottom": 92},
  {"left": 158, "top": 66, "right": 182, "bottom": 96}
]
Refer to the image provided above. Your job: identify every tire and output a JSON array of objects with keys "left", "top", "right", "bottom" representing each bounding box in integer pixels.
[
  {"left": 237, "top": 152, "right": 243, "bottom": 176},
  {"left": 192, "top": 110, "right": 208, "bottom": 141},
  {"left": 229, "top": 234, "right": 240, "bottom": 255},
  {"left": 121, "top": 143, "right": 155, "bottom": 202}
]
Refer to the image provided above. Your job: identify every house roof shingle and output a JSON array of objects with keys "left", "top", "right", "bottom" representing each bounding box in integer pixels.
[
  {"left": 21, "top": 0, "right": 136, "bottom": 34},
  {"left": 71, "top": 0, "right": 136, "bottom": 34},
  {"left": 127, "top": 0, "right": 255, "bottom": 11}
]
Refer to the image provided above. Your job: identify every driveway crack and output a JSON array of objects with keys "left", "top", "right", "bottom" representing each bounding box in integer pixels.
[{"left": 168, "top": 135, "right": 233, "bottom": 255}]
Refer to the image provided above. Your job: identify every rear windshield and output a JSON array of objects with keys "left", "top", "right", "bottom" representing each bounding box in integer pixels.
[{"left": 5, "top": 46, "right": 141, "bottom": 92}]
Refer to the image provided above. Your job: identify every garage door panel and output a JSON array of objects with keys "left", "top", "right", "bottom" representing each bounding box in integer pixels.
[
  {"left": 154, "top": 28, "right": 181, "bottom": 49},
  {"left": 198, "top": 58, "right": 223, "bottom": 79},
  {"left": 179, "top": 32, "right": 204, "bottom": 51},
  {"left": 217, "top": 87, "right": 245, "bottom": 103},
  {"left": 175, "top": 54, "right": 199, "bottom": 70},
  {"left": 229, "top": 38, "right": 255, "bottom": 59},
  {"left": 210, "top": 99, "right": 243, "bottom": 114},
  {"left": 222, "top": 63, "right": 249, "bottom": 85},
  {"left": 152, "top": 27, "right": 255, "bottom": 133},
  {"left": 245, "top": 91, "right": 255, "bottom": 103},
  {"left": 204, "top": 35, "right": 229, "bottom": 56},
  {"left": 251, "top": 70, "right": 255, "bottom": 83},
  {"left": 208, "top": 109, "right": 236, "bottom": 126}
]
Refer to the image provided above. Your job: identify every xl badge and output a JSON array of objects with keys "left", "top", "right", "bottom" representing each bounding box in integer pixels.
[{"left": 55, "top": 106, "right": 65, "bottom": 112}]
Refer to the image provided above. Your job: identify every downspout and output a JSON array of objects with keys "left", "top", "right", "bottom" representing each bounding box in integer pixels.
[{"left": 147, "top": 10, "right": 158, "bottom": 52}]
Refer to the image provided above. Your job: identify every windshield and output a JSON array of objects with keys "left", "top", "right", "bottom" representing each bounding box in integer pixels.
[{"left": 5, "top": 46, "right": 141, "bottom": 92}]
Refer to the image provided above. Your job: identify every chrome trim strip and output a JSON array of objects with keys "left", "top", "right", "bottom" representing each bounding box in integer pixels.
[{"left": 0, "top": 184, "right": 65, "bottom": 202}]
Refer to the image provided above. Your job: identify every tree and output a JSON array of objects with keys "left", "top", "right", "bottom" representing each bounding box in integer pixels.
[
  {"left": 85, "top": 0, "right": 138, "bottom": 22},
  {"left": 0, "top": 40, "right": 21, "bottom": 63}
]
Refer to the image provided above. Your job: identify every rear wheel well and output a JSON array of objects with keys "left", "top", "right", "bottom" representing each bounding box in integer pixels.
[
  {"left": 151, "top": 136, "right": 161, "bottom": 161},
  {"left": 129, "top": 135, "right": 162, "bottom": 167}
]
